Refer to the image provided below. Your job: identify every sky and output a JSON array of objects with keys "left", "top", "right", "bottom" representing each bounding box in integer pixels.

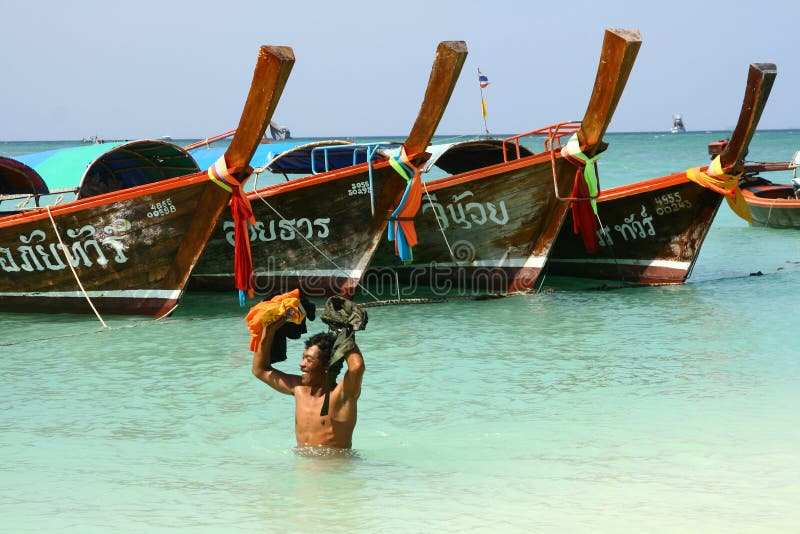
[{"left": 2, "top": 0, "right": 798, "bottom": 140}]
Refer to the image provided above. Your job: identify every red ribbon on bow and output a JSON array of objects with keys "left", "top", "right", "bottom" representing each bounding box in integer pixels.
[{"left": 208, "top": 156, "right": 255, "bottom": 302}]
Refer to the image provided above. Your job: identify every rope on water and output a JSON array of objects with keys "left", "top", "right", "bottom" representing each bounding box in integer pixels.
[
  {"left": 361, "top": 297, "right": 447, "bottom": 307},
  {"left": 46, "top": 206, "right": 109, "bottom": 328},
  {"left": 360, "top": 291, "right": 519, "bottom": 307}
]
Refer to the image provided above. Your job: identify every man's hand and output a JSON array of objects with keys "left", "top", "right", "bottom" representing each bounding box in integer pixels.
[{"left": 259, "top": 314, "right": 288, "bottom": 351}]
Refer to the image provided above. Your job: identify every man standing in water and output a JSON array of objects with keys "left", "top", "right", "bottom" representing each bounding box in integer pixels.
[{"left": 251, "top": 316, "right": 365, "bottom": 449}]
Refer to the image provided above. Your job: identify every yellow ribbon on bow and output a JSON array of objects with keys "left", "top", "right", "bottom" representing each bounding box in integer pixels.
[{"left": 686, "top": 156, "right": 752, "bottom": 223}]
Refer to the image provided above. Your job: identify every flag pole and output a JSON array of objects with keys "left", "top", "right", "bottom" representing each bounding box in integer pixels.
[{"left": 478, "top": 68, "right": 489, "bottom": 136}]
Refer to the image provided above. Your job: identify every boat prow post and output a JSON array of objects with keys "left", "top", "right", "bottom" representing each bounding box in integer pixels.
[
  {"left": 161, "top": 45, "right": 295, "bottom": 304},
  {"left": 222, "top": 46, "right": 296, "bottom": 181},
  {"left": 576, "top": 28, "right": 642, "bottom": 156},
  {"left": 402, "top": 41, "right": 468, "bottom": 160},
  {"left": 718, "top": 62, "right": 777, "bottom": 171}
]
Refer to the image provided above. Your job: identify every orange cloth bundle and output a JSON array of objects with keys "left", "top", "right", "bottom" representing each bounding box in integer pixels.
[{"left": 245, "top": 289, "right": 306, "bottom": 351}]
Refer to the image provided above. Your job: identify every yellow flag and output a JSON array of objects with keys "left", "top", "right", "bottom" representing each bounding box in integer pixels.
[{"left": 481, "top": 99, "right": 487, "bottom": 118}]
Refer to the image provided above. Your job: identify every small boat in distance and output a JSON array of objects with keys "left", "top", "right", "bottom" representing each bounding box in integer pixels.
[
  {"left": 734, "top": 148, "right": 800, "bottom": 228},
  {"left": 268, "top": 120, "right": 291, "bottom": 141},
  {"left": 671, "top": 114, "right": 686, "bottom": 133},
  {"left": 82, "top": 135, "right": 105, "bottom": 144}
]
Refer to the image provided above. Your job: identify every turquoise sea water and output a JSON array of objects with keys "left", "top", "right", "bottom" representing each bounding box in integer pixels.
[{"left": 2, "top": 131, "right": 800, "bottom": 532}]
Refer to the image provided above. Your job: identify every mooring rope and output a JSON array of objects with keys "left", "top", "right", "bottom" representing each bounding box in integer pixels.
[
  {"left": 421, "top": 180, "right": 457, "bottom": 263},
  {"left": 250, "top": 175, "right": 382, "bottom": 302},
  {"left": 46, "top": 206, "right": 109, "bottom": 328},
  {"left": 593, "top": 210, "right": 635, "bottom": 288},
  {"left": 766, "top": 200, "right": 776, "bottom": 226},
  {"left": 155, "top": 303, "right": 180, "bottom": 320}
]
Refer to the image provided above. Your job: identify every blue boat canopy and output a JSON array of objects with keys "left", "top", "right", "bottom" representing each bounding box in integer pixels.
[
  {"left": 385, "top": 138, "right": 536, "bottom": 176},
  {"left": 266, "top": 140, "right": 393, "bottom": 174},
  {"left": 14, "top": 140, "right": 199, "bottom": 199},
  {"left": 189, "top": 140, "right": 394, "bottom": 191}
]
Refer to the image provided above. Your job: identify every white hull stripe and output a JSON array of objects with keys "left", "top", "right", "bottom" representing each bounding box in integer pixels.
[
  {"left": 431, "top": 257, "right": 547, "bottom": 269},
  {"left": 196, "top": 269, "right": 364, "bottom": 278},
  {"left": 196, "top": 259, "right": 546, "bottom": 276},
  {"left": 521, "top": 256, "right": 547, "bottom": 269},
  {"left": 548, "top": 258, "right": 691, "bottom": 270},
  {"left": 0, "top": 290, "right": 182, "bottom": 299}
]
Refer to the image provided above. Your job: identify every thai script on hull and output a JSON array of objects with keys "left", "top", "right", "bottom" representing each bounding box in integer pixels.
[
  {"left": 223, "top": 218, "right": 332, "bottom": 245},
  {"left": 0, "top": 219, "right": 131, "bottom": 273},
  {"left": 423, "top": 191, "right": 509, "bottom": 229}
]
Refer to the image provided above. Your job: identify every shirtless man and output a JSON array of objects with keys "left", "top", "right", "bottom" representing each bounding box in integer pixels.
[{"left": 251, "top": 316, "right": 365, "bottom": 449}]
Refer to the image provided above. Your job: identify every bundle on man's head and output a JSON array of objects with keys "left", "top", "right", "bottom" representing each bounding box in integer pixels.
[
  {"left": 320, "top": 295, "right": 368, "bottom": 333},
  {"left": 244, "top": 288, "right": 316, "bottom": 361},
  {"left": 262, "top": 291, "right": 317, "bottom": 364},
  {"left": 319, "top": 296, "right": 367, "bottom": 416}
]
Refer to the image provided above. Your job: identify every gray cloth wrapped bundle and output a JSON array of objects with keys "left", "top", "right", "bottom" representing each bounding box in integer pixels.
[{"left": 319, "top": 296, "right": 367, "bottom": 416}]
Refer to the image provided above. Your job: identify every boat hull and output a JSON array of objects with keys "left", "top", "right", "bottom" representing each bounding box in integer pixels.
[
  {"left": 547, "top": 174, "right": 722, "bottom": 284},
  {"left": 0, "top": 176, "right": 228, "bottom": 316},
  {"left": 368, "top": 154, "right": 578, "bottom": 293},
  {"left": 190, "top": 161, "right": 407, "bottom": 298},
  {"left": 740, "top": 183, "right": 800, "bottom": 228}
]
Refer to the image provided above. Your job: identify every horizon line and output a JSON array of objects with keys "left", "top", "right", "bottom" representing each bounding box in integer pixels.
[{"left": 3, "top": 128, "right": 800, "bottom": 143}]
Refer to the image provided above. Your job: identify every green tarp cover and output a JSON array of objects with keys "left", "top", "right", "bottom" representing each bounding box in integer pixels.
[{"left": 14, "top": 141, "right": 199, "bottom": 197}]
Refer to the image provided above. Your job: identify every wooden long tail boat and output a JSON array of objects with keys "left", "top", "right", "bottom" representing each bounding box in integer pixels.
[
  {"left": 189, "top": 41, "right": 468, "bottom": 298},
  {"left": 0, "top": 45, "right": 295, "bottom": 316},
  {"left": 734, "top": 150, "right": 800, "bottom": 228},
  {"left": 547, "top": 62, "right": 776, "bottom": 285},
  {"left": 367, "top": 28, "right": 641, "bottom": 294}
]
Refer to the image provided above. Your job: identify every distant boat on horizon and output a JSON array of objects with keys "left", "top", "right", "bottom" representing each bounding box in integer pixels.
[{"left": 671, "top": 114, "right": 686, "bottom": 133}]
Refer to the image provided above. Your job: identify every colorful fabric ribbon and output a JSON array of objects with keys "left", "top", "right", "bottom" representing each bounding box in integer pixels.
[
  {"left": 686, "top": 156, "right": 752, "bottom": 223},
  {"left": 387, "top": 147, "right": 422, "bottom": 263},
  {"left": 561, "top": 133, "right": 602, "bottom": 253},
  {"left": 208, "top": 155, "right": 255, "bottom": 305}
]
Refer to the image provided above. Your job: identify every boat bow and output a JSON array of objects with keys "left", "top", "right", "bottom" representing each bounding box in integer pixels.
[
  {"left": 577, "top": 28, "right": 642, "bottom": 155},
  {"left": 719, "top": 63, "right": 777, "bottom": 171},
  {"left": 386, "top": 41, "right": 467, "bottom": 262}
]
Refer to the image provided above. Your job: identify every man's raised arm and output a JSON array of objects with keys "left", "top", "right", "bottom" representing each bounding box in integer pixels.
[
  {"left": 252, "top": 316, "right": 299, "bottom": 395},
  {"left": 340, "top": 345, "right": 365, "bottom": 401}
]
